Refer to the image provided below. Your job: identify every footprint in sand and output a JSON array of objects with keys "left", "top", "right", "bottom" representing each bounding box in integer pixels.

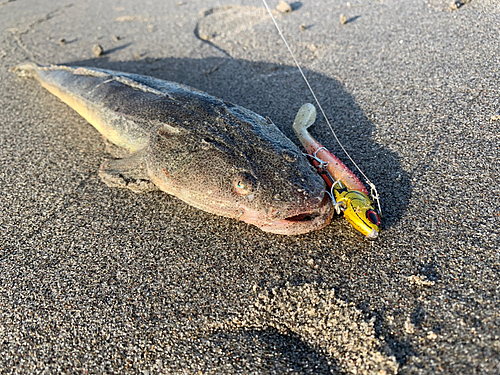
[{"left": 211, "top": 283, "right": 399, "bottom": 375}]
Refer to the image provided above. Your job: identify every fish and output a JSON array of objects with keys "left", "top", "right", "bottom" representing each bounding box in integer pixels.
[
  {"left": 293, "top": 103, "right": 381, "bottom": 239},
  {"left": 12, "top": 63, "right": 334, "bottom": 235}
]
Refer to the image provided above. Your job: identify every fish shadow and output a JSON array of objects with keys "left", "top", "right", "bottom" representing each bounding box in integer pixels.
[{"left": 66, "top": 56, "right": 410, "bottom": 229}]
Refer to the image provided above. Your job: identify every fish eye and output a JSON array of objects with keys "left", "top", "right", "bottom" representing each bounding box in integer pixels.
[
  {"left": 366, "top": 210, "right": 380, "bottom": 226},
  {"left": 234, "top": 173, "right": 255, "bottom": 196}
]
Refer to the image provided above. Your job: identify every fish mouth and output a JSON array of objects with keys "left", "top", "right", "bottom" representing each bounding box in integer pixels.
[{"left": 240, "top": 194, "right": 334, "bottom": 235}]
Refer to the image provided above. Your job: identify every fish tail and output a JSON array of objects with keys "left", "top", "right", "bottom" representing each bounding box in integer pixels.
[{"left": 10, "top": 62, "right": 40, "bottom": 79}]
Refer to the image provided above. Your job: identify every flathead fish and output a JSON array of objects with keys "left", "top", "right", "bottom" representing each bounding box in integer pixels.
[{"left": 13, "top": 63, "right": 334, "bottom": 235}]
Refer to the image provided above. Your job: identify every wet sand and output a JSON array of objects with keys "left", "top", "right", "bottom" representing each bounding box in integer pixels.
[{"left": 1, "top": 0, "right": 499, "bottom": 373}]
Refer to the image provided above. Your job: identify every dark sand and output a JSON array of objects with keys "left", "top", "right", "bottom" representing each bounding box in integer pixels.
[{"left": 1, "top": 0, "right": 499, "bottom": 373}]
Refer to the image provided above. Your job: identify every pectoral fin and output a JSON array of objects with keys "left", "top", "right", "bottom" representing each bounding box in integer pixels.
[{"left": 98, "top": 151, "right": 159, "bottom": 193}]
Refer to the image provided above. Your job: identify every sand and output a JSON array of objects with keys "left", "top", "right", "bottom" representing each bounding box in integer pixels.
[{"left": 1, "top": 0, "right": 499, "bottom": 373}]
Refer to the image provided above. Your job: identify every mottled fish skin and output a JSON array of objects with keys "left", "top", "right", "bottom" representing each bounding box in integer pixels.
[{"left": 12, "top": 63, "right": 333, "bottom": 235}]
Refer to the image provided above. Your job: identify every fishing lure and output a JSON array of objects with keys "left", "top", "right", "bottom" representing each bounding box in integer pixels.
[
  {"left": 293, "top": 104, "right": 380, "bottom": 239},
  {"left": 262, "top": 0, "right": 382, "bottom": 239}
]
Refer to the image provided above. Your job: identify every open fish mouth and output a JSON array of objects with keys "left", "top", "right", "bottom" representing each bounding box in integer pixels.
[
  {"left": 284, "top": 212, "right": 319, "bottom": 222},
  {"left": 240, "top": 194, "right": 333, "bottom": 235}
]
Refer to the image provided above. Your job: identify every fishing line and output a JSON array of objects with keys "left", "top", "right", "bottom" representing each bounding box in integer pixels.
[{"left": 261, "top": 0, "right": 382, "bottom": 215}]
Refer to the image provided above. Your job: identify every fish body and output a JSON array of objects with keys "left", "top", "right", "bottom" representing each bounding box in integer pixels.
[
  {"left": 13, "top": 63, "right": 333, "bottom": 235},
  {"left": 292, "top": 103, "right": 380, "bottom": 239}
]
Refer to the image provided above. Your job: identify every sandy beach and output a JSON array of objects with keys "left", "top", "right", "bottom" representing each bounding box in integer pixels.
[{"left": 1, "top": 0, "right": 499, "bottom": 373}]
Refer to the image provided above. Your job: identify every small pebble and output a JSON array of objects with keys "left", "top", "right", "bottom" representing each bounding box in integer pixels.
[
  {"left": 277, "top": 0, "right": 292, "bottom": 14},
  {"left": 300, "top": 24, "right": 306, "bottom": 31},
  {"left": 59, "top": 38, "right": 66, "bottom": 45},
  {"left": 340, "top": 14, "right": 348, "bottom": 25},
  {"left": 450, "top": 0, "right": 470, "bottom": 10},
  {"left": 450, "top": 0, "right": 469, "bottom": 10},
  {"left": 112, "top": 35, "right": 121, "bottom": 41},
  {"left": 408, "top": 275, "right": 435, "bottom": 287},
  {"left": 92, "top": 44, "right": 103, "bottom": 57},
  {"left": 427, "top": 331, "right": 438, "bottom": 340},
  {"left": 404, "top": 318, "right": 415, "bottom": 334}
]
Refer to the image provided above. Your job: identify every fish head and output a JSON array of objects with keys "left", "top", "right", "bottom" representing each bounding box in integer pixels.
[
  {"left": 146, "top": 114, "right": 333, "bottom": 235},
  {"left": 333, "top": 186, "right": 380, "bottom": 239},
  {"left": 232, "top": 145, "right": 335, "bottom": 235}
]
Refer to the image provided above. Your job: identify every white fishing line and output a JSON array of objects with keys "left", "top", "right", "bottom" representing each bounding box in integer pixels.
[{"left": 261, "top": 0, "right": 382, "bottom": 215}]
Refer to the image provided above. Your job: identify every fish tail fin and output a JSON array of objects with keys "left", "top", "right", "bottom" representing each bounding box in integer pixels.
[{"left": 10, "top": 62, "right": 41, "bottom": 78}]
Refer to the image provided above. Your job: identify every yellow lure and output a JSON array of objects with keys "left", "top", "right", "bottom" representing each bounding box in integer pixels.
[
  {"left": 331, "top": 182, "right": 380, "bottom": 239},
  {"left": 293, "top": 103, "right": 381, "bottom": 239}
]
